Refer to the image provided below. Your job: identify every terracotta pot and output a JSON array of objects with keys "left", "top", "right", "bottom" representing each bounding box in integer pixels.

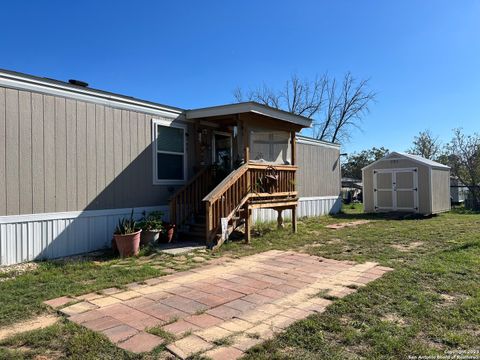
[
  {"left": 114, "top": 230, "right": 141, "bottom": 257},
  {"left": 140, "top": 229, "right": 160, "bottom": 247},
  {"left": 162, "top": 223, "right": 175, "bottom": 243}
]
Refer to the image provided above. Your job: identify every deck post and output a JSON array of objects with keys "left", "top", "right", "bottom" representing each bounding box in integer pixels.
[
  {"left": 292, "top": 205, "right": 297, "bottom": 233},
  {"left": 276, "top": 209, "right": 284, "bottom": 229},
  {"left": 244, "top": 204, "right": 252, "bottom": 244}
]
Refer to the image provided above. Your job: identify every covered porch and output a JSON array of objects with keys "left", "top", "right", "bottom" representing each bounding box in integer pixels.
[{"left": 169, "top": 102, "right": 311, "bottom": 248}]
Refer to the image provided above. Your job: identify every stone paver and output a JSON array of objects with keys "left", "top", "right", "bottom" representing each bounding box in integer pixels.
[
  {"left": 162, "top": 319, "right": 201, "bottom": 337},
  {"left": 166, "top": 334, "right": 213, "bottom": 359},
  {"left": 44, "top": 250, "right": 392, "bottom": 356},
  {"left": 43, "top": 296, "right": 75, "bottom": 309},
  {"left": 102, "top": 324, "right": 139, "bottom": 343},
  {"left": 203, "top": 346, "right": 244, "bottom": 360},
  {"left": 59, "top": 301, "right": 98, "bottom": 316},
  {"left": 117, "top": 331, "right": 164, "bottom": 353}
]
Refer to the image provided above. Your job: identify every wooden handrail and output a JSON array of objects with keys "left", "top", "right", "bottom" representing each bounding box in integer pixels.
[
  {"left": 169, "top": 166, "right": 214, "bottom": 227},
  {"left": 203, "top": 163, "right": 297, "bottom": 243},
  {"left": 203, "top": 163, "right": 249, "bottom": 203}
]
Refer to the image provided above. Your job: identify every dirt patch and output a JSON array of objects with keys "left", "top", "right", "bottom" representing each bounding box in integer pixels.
[
  {"left": 382, "top": 313, "right": 406, "bottom": 326},
  {"left": 0, "top": 262, "right": 38, "bottom": 282},
  {"left": 325, "top": 220, "right": 371, "bottom": 230},
  {"left": 390, "top": 241, "right": 424, "bottom": 252},
  {"left": 0, "top": 314, "right": 59, "bottom": 341}
]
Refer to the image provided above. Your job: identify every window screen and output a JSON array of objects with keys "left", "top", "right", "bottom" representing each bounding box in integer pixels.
[{"left": 250, "top": 131, "right": 291, "bottom": 164}]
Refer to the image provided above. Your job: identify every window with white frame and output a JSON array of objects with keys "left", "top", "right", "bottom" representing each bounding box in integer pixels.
[{"left": 152, "top": 119, "right": 186, "bottom": 184}]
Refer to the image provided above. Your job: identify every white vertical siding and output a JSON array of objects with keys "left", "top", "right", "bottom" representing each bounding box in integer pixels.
[
  {"left": 252, "top": 196, "right": 342, "bottom": 223},
  {"left": 0, "top": 206, "right": 168, "bottom": 266}
]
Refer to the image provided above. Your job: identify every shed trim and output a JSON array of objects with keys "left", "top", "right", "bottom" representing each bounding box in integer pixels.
[{"left": 362, "top": 151, "right": 450, "bottom": 171}]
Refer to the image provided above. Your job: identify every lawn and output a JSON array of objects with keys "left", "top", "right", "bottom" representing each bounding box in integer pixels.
[{"left": 0, "top": 205, "right": 479, "bottom": 359}]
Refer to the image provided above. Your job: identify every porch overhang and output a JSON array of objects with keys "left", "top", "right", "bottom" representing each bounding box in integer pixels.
[{"left": 185, "top": 101, "right": 312, "bottom": 129}]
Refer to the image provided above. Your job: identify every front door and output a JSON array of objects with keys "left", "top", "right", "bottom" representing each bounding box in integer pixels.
[
  {"left": 374, "top": 169, "right": 418, "bottom": 212},
  {"left": 212, "top": 132, "right": 232, "bottom": 170}
]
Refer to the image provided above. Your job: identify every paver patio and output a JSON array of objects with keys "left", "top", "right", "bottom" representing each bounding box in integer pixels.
[{"left": 44, "top": 250, "right": 392, "bottom": 359}]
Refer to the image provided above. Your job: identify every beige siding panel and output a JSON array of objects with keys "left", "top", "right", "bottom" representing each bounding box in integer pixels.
[
  {"left": 44, "top": 95, "right": 56, "bottom": 212},
  {"left": 1, "top": 85, "right": 189, "bottom": 214},
  {"left": 137, "top": 112, "right": 146, "bottom": 152},
  {"left": 362, "top": 168, "right": 374, "bottom": 212},
  {"left": 86, "top": 103, "right": 97, "bottom": 206},
  {"left": 121, "top": 110, "right": 130, "bottom": 207},
  {"left": 113, "top": 109, "right": 123, "bottom": 208},
  {"left": 19, "top": 91, "right": 33, "bottom": 214},
  {"left": 54, "top": 97, "right": 66, "bottom": 211},
  {"left": 76, "top": 101, "right": 87, "bottom": 209},
  {"left": 31, "top": 93, "right": 45, "bottom": 213},
  {"left": 65, "top": 99, "right": 77, "bottom": 211},
  {"left": 431, "top": 169, "right": 450, "bottom": 213},
  {"left": 296, "top": 142, "right": 340, "bottom": 197},
  {"left": 130, "top": 111, "right": 138, "bottom": 161},
  {"left": 95, "top": 104, "right": 105, "bottom": 209},
  {"left": 0, "top": 88, "right": 6, "bottom": 215},
  {"left": 103, "top": 107, "right": 115, "bottom": 209},
  {"left": 5, "top": 89, "right": 20, "bottom": 215}
]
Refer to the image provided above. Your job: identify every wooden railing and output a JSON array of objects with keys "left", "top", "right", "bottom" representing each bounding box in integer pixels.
[
  {"left": 203, "top": 163, "right": 297, "bottom": 243},
  {"left": 169, "top": 166, "right": 214, "bottom": 227}
]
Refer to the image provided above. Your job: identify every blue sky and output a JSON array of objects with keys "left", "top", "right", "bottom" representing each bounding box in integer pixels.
[{"left": 1, "top": 0, "right": 479, "bottom": 154}]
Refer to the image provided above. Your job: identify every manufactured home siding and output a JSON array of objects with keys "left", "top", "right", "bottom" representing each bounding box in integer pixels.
[
  {"left": 363, "top": 159, "right": 431, "bottom": 214},
  {"left": 296, "top": 141, "right": 340, "bottom": 197},
  {"left": 431, "top": 169, "right": 450, "bottom": 213},
  {"left": 0, "top": 85, "right": 190, "bottom": 216}
]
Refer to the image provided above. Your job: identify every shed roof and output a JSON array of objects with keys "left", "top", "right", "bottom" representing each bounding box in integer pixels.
[{"left": 362, "top": 151, "right": 450, "bottom": 171}]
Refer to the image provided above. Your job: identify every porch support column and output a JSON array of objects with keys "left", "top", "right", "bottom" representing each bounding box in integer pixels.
[
  {"left": 292, "top": 205, "right": 297, "bottom": 233},
  {"left": 291, "top": 131, "right": 296, "bottom": 165},
  {"left": 242, "top": 117, "right": 250, "bottom": 163},
  {"left": 276, "top": 209, "right": 284, "bottom": 229},
  {"left": 244, "top": 204, "right": 252, "bottom": 244}
]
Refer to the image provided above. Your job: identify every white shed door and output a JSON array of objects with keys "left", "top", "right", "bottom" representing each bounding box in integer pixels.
[{"left": 374, "top": 169, "right": 418, "bottom": 212}]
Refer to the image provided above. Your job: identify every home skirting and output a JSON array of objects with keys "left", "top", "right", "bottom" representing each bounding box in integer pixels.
[{"left": 0, "top": 196, "right": 342, "bottom": 266}]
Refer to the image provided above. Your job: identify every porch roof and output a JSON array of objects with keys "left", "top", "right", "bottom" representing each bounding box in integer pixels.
[{"left": 185, "top": 102, "right": 312, "bottom": 128}]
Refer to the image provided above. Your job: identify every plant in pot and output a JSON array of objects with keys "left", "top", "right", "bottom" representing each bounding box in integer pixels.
[
  {"left": 113, "top": 210, "right": 141, "bottom": 257},
  {"left": 138, "top": 211, "right": 164, "bottom": 247},
  {"left": 162, "top": 222, "right": 176, "bottom": 243}
]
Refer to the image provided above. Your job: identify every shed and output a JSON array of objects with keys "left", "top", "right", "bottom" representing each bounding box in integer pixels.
[{"left": 362, "top": 152, "right": 450, "bottom": 214}]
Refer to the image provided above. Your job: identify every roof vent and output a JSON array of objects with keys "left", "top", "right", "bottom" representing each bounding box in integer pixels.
[{"left": 68, "top": 79, "right": 89, "bottom": 87}]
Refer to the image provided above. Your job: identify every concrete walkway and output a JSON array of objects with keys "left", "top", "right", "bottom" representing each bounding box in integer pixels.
[{"left": 44, "top": 250, "right": 392, "bottom": 359}]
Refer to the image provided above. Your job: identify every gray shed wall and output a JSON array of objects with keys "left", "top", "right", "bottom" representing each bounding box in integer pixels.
[
  {"left": 431, "top": 169, "right": 451, "bottom": 213},
  {"left": 296, "top": 141, "right": 341, "bottom": 197},
  {"left": 363, "top": 159, "right": 431, "bottom": 214},
  {"left": 0, "top": 85, "right": 193, "bottom": 216}
]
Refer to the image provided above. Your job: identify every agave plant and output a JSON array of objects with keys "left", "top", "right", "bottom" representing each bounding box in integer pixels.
[{"left": 114, "top": 209, "right": 137, "bottom": 235}]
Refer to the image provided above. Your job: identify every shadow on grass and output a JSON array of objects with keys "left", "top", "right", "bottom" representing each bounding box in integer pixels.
[{"left": 331, "top": 211, "right": 437, "bottom": 222}]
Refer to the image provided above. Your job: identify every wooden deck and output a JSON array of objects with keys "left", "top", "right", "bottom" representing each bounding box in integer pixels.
[{"left": 169, "top": 163, "right": 298, "bottom": 248}]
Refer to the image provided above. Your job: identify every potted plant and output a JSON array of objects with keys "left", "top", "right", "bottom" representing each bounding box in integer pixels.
[
  {"left": 113, "top": 210, "right": 141, "bottom": 257},
  {"left": 162, "top": 222, "right": 176, "bottom": 243},
  {"left": 138, "top": 211, "right": 164, "bottom": 246}
]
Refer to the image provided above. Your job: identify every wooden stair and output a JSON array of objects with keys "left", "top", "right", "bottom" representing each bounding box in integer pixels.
[{"left": 169, "top": 163, "right": 298, "bottom": 249}]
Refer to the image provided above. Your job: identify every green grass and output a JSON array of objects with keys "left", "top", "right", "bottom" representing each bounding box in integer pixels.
[
  {"left": 1, "top": 205, "right": 479, "bottom": 359},
  {"left": 0, "top": 249, "right": 214, "bottom": 327}
]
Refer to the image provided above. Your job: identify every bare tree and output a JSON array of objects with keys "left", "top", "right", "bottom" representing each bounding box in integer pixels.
[
  {"left": 445, "top": 129, "right": 480, "bottom": 210},
  {"left": 234, "top": 72, "right": 376, "bottom": 143},
  {"left": 407, "top": 130, "right": 442, "bottom": 160}
]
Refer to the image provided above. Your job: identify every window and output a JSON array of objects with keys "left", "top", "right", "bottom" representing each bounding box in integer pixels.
[
  {"left": 152, "top": 119, "right": 186, "bottom": 184},
  {"left": 250, "top": 130, "right": 291, "bottom": 164}
]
